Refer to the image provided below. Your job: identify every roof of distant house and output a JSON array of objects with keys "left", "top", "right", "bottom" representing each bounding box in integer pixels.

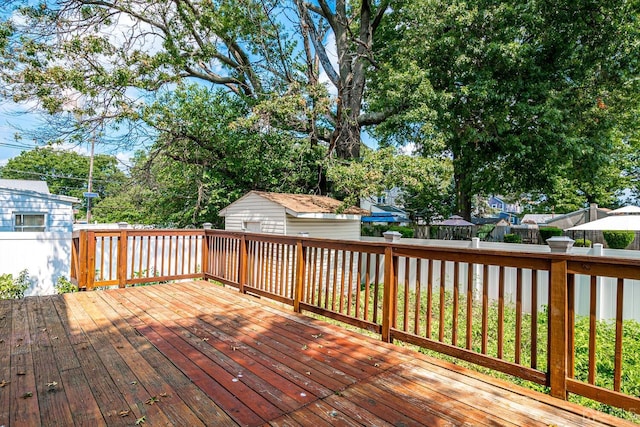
[
  {"left": 521, "top": 214, "right": 556, "bottom": 224},
  {"left": 0, "top": 179, "right": 50, "bottom": 194},
  {"left": 220, "top": 191, "right": 369, "bottom": 217},
  {"left": 373, "top": 204, "right": 407, "bottom": 215}
]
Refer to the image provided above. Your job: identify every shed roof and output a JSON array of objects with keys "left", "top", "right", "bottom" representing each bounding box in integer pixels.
[
  {"left": 0, "top": 179, "right": 50, "bottom": 194},
  {"left": 220, "top": 191, "right": 368, "bottom": 218}
]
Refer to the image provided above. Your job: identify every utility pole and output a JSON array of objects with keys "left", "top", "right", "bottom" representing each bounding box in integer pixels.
[{"left": 86, "top": 131, "right": 95, "bottom": 224}]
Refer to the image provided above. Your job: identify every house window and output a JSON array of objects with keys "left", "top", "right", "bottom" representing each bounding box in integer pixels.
[
  {"left": 243, "top": 221, "right": 261, "bottom": 232},
  {"left": 14, "top": 213, "right": 46, "bottom": 232}
]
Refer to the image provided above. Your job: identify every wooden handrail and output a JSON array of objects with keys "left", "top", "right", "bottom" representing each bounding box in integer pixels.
[{"left": 74, "top": 228, "right": 640, "bottom": 415}]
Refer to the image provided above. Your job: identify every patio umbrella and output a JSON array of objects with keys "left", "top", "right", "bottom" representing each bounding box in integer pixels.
[
  {"left": 567, "top": 214, "right": 640, "bottom": 231},
  {"left": 609, "top": 205, "right": 640, "bottom": 215},
  {"left": 433, "top": 215, "right": 475, "bottom": 226}
]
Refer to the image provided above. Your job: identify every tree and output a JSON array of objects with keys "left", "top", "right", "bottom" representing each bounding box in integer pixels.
[
  {"left": 94, "top": 85, "right": 324, "bottom": 227},
  {"left": 369, "top": 0, "right": 640, "bottom": 219},
  {"left": 1, "top": 0, "right": 394, "bottom": 167},
  {"left": 0, "top": 147, "right": 126, "bottom": 216},
  {"left": 327, "top": 146, "right": 453, "bottom": 222}
]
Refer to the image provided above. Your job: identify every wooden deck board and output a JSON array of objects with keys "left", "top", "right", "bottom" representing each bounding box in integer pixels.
[{"left": 0, "top": 280, "right": 635, "bottom": 427}]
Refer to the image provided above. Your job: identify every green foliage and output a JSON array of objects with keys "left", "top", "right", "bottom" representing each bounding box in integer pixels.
[
  {"left": 94, "top": 86, "right": 324, "bottom": 227},
  {"left": 388, "top": 226, "right": 414, "bottom": 238},
  {"left": 574, "top": 238, "right": 592, "bottom": 248},
  {"left": 54, "top": 276, "right": 78, "bottom": 294},
  {"left": 503, "top": 233, "right": 522, "bottom": 243},
  {"left": 539, "top": 227, "right": 563, "bottom": 243},
  {"left": 603, "top": 231, "right": 635, "bottom": 249},
  {"left": 477, "top": 224, "right": 495, "bottom": 240},
  {"left": 327, "top": 146, "right": 453, "bottom": 222},
  {"left": 370, "top": 0, "right": 640, "bottom": 217},
  {"left": 0, "top": 270, "right": 30, "bottom": 300},
  {"left": 361, "top": 224, "right": 414, "bottom": 238}
]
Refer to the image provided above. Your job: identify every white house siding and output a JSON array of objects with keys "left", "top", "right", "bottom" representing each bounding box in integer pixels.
[
  {"left": 223, "top": 193, "right": 286, "bottom": 234},
  {"left": 0, "top": 190, "right": 75, "bottom": 232},
  {"left": 286, "top": 218, "right": 361, "bottom": 240},
  {"left": 0, "top": 232, "right": 72, "bottom": 296}
]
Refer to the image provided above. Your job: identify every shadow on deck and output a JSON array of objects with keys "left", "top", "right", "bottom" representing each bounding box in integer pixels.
[{"left": 0, "top": 280, "right": 632, "bottom": 426}]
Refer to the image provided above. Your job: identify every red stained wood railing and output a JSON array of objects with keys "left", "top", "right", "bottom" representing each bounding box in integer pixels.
[{"left": 73, "top": 228, "right": 640, "bottom": 415}]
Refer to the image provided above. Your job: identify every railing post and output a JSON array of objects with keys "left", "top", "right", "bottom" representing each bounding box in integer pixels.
[
  {"left": 118, "top": 229, "right": 128, "bottom": 288},
  {"left": 77, "top": 230, "right": 88, "bottom": 289},
  {"left": 239, "top": 234, "right": 248, "bottom": 293},
  {"left": 382, "top": 244, "right": 397, "bottom": 343},
  {"left": 202, "top": 229, "right": 210, "bottom": 278},
  {"left": 549, "top": 257, "right": 568, "bottom": 400},
  {"left": 293, "top": 238, "right": 306, "bottom": 313},
  {"left": 86, "top": 230, "right": 96, "bottom": 290}
]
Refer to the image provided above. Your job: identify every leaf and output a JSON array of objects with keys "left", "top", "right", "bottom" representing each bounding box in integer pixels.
[
  {"left": 0, "top": 380, "right": 9, "bottom": 387},
  {"left": 21, "top": 392, "right": 33, "bottom": 399},
  {"left": 145, "top": 396, "right": 159, "bottom": 405},
  {"left": 46, "top": 381, "right": 58, "bottom": 388},
  {"left": 119, "top": 410, "right": 130, "bottom": 417},
  {"left": 135, "top": 416, "right": 146, "bottom": 425}
]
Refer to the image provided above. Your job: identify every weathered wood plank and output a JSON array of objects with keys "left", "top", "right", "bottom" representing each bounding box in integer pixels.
[
  {"left": 9, "top": 299, "right": 41, "bottom": 426},
  {"left": 125, "top": 285, "right": 313, "bottom": 413},
  {"left": 0, "top": 300, "right": 13, "bottom": 426},
  {"left": 99, "top": 291, "right": 238, "bottom": 426},
  {"left": 107, "top": 289, "right": 266, "bottom": 426},
  {"left": 54, "top": 295, "right": 138, "bottom": 426},
  {"left": 80, "top": 291, "right": 210, "bottom": 426},
  {"left": 141, "top": 284, "right": 321, "bottom": 409},
  {"left": 47, "top": 296, "right": 107, "bottom": 426},
  {"left": 26, "top": 297, "right": 75, "bottom": 426}
]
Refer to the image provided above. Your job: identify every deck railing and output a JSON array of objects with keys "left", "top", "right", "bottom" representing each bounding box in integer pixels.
[{"left": 72, "top": 228, "right": 640, "bottom": 415}]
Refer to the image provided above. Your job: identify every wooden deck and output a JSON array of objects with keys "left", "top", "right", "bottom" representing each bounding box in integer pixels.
[{"left": 0, "top": 281, "right": 633, "bottom": 426}]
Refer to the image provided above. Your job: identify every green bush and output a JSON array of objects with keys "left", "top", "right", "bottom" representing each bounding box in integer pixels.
[
  {"left": 388, "top": 225, "right": 414, "bottom": 238},
  {"left": 603, "top": 230, "right": 635, "bottom": 249},
  {"left": 539, "top": 226, "right": 563, "bottom": 243},
  {"left": 361, "top": 224, "right": 414, "bottom": 238},
  {"left": 477, "top": 224, "right": 495, "bottom": 240},
  {"left": 503, "top": 233, "right": 522, "bottom": 243},
  {"left": 0, "top": 270, "right": 30, "bottom": 300},
  {"left": 55, "top": 276, "right": 78, "bottom": 294},
  {"left": 573, "top": 238, "right": 592, "bottom": 248}
]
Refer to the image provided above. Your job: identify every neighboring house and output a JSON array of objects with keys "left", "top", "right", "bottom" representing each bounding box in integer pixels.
[
  {"left": 361, "top": 204, "right": 410, "bottom": 226},
  {"left": 0, "top": 179, "right": 79, "bottom": 232},
  {"left": 219, "top": 191, "right": 368, "bottom": 240},
  {"left": 488, "top": 195, "right": 522, "bottom": 215},
  {"left": 360, "top": 187, "right": 404, "bottom": 212}
]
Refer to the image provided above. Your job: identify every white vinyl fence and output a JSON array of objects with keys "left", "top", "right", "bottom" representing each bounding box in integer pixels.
[{"left": 0, "top": 232, "right": 72, "bottom": 296}]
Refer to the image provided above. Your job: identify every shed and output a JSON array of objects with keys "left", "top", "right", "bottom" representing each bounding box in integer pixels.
[
  {"left": 218, "top": 191, "right": 368, "bottom": 240},
  {"left": 0, "top": 179, "right": 79, "bottom": 232}
]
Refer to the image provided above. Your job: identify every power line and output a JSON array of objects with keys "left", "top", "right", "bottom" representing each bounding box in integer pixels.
[{"left": 0, "top": 167, "right": 116, "bottom": 184}]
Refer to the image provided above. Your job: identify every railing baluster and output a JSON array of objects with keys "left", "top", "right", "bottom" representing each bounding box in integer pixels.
[
  {"left": 439, "top": 260, "right": 446, "bottom": 342},
  {"left": 614, "top": 277, "right": 624, "bottom": 392},
  {"left": 498, "top": 266, "right": 505, "bottom": 359},
  {"left": 515, "top": 268, "right": 523, "bottom": 365},
  {"left": 426, "top": 259, "right": 433, "bottom": 339},
  {"left": 568, "top": 273, "right": 575, "bottom": 379},
  {"left": 452, "top": 261, "right": 459, "bottom": 346},
  {"left": 588, "top": 275, "right": 597, "bottom": 384},
  {"left": 466, "top": 261, "right": 473, "bottom": 350},
  {"left": 531, "top": 269, "right": 538, "bottom": 369},
  {"left": 414, "top": 259, "right": 422, "bottom": 336},
  {"left": 482, "top": 264, "right": 489, "bottom": 355}
]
